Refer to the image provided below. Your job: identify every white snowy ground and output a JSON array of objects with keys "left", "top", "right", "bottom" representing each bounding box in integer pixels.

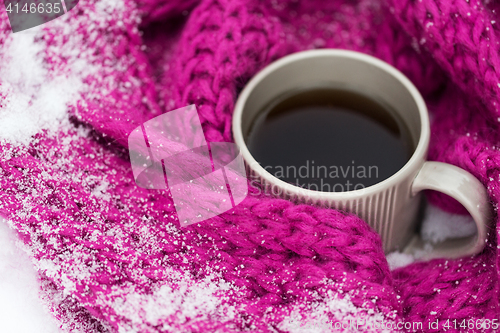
[
  {"left": 0, "top": 219, "right": 62, "bottom": 333},
  {"left": 0, "top": 204, "right": 477, "bottom": 332}
]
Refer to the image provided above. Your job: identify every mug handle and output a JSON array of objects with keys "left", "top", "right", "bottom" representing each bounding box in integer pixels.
[{"left": 405, "top": 161, "right": 492, "bottom": 260}]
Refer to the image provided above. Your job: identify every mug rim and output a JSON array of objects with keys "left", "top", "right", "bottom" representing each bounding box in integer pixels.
[{"left": 232, "top": 49, "right": 430, "bottom": 199}]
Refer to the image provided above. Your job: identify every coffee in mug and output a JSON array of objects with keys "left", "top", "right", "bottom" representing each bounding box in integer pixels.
[{"left": 246, "top": 87, "right": 414, "bottom": 191}]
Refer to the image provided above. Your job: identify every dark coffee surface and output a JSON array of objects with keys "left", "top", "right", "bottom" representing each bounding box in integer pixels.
[{"left": 246, "top": 88, "right": 413, "bottom": 192}]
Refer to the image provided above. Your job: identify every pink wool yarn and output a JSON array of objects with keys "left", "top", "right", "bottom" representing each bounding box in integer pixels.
[{"left": 0, "top": 0, "right": 499, "bottom": 331}]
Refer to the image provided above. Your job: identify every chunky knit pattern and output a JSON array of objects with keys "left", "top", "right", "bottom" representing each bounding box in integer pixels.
[{"left": 0, "top": 0, "right": 499, "bottom": 332}]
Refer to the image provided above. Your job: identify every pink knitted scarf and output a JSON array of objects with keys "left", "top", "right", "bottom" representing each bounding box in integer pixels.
[{"left": 0, "top": 0, "right": 499, "bottom": 331}]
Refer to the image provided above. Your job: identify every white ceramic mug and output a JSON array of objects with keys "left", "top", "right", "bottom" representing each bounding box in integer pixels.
[{"left": 232, "top": 49, "right": 492, "bottom": 260}]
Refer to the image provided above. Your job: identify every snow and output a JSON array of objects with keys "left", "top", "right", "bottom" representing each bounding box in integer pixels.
[
  {"left": 386, "top": 252, "right": 415, "bottom": 270},
  {"left": 387, "top": 203, "right": 476, "bottom": 269},
  {"left": 278, "top": 290, "right": 394, "bottom": 333},
  {"left": 111, "top": 270, "right": 238, "bottom": 332},
  {"left": 0, "top": 218, "right": 62, "bottom": 333},
  {"left": 0, "top": 26, "right": 81, "bottom": 145},
  {"left": 421, "top": 203, "right": 476, "bottom": 243}
]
